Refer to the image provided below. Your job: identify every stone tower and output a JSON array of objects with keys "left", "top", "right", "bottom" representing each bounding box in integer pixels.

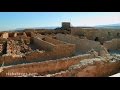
[{"left": 62, "top": 22, "right": 71, "bottom": 30}]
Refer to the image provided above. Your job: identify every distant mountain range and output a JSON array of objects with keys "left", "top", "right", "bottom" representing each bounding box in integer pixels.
[
  {"left": 16, "top": 26, "right": 59, "bottom": 30},
  {"left": 10, "top": 26, "right": 60, "bottom": 32},
  {"left": 1, "top": 23, "right": 120, "bottom": 32},
  {"left": 95, "top": 23, "right": 120, "bottom": 29}
]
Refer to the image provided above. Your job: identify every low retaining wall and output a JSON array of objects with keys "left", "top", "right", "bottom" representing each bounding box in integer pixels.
[
  {"left": 0, "top": 44, "right": 75, "bottom": 66},
  {"left": 49, "top": 60, "right": 120, "bottom": 77},
  {"left": 0, "top": 54, "right": 94, "bottom": 77},
  {"left": 0, "top": 55, "right": 23, "bottom": 66}
]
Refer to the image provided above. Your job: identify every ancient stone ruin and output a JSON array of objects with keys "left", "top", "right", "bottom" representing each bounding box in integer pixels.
[{"left": 0, "top": 22, "right": 120, "bottom": 77}]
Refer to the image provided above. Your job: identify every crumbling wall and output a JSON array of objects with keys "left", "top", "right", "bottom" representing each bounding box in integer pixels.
[
  {"left": 33, "top": 36, "right": 75, "bottom": 57},
  {"left": 33, "top": 37, "right": 55, "bottom": 51},
  {"left": 17, "top": 32, "right": 23, "bottom": 36},
  {"left": 0, "top": 49, "right": 76, "bottom": 66},
  {"left": 43, "top": 36, "right": 67, "bottom": 45},
  {"left": 9, "top": 33, "right": 17, "bottom": 38},
  {"left": 71, "top": 28, "right": 120, "bottom": 42},
  {"left": 7, "top": 40, "right": 16, "bottom": 54},
  {"left": 52, "top": 44, "right": 76, "bottom": 58},
  {"left": 71, "top": 28, "right": 98, "bottom": 40},
  {"left": 0, "top": 55, "right": 23, "bottom": 66},
  {"left": 17, "top": 44, "right": 75, "bottom": 63},
  {"left": 40, "top": 35, "right": 76, "bottom": 57},
  {"left": 10, "top": 35, "right": 30, "bottom": 41},
  {"left": 48, "top": 59, "right": 120, "bottom": 77},
  {"left": 103, "top": 39, "right": 120, "bottom": 50},
  {"left": 75, "top": 62, "right": 120, "bottom": 77},
  {"left": 0, "top": 54, "right": 94, "bottom": 77},
  {"left": 2, "top": 33, "right": 8, "bottom": 39},
  {"left": 25, "top": 32, "right": 31, "bottom": 37},
  {"left": 0, "top": 36, "right": 75, "bottom": 66},
  {"left": 0, "top": 51, "right": 50, "bottom": 66},
  {"left": 56, "top": 34, "right": 101, "bottom": 52},
  {"left": 63, "top": 62, "right": 120, "bottom": 77},
  {"left": 25, "top": 51, "right": 49, "bottom": 62}
]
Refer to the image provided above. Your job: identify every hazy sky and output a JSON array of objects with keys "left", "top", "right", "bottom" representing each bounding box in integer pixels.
[{"left": 0, "top": 12, "right": 120, "bottom": 30}]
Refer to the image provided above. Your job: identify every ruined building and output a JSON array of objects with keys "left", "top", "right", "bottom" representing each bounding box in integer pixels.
[
  {"left": 0, "top": 22, "right": 120, "bottom": 77},
  {"left": 62, "top": 22, "right": 71, "bottom": 30}
]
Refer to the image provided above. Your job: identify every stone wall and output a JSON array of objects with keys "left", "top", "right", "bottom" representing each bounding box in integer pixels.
[
  {"left": 25, "top": 32, "right": 32, "bottom": 37},
  {"left": 48, "top": 59, "right": 120, "bottom": 77},
  {"left": 43, "top": 36, "right": 67, "bottom": 45},
  {"left": 56, "top": 34, "right": 101, "bottom": 52},
  {"left": 62, "top": 22, "right": 71, "bottom": 30},
  {"left": 0, "top": 51, "right": 49, "bottom": 66},
  {"left": 9, "top": 33, "right": 15, "bottom": 38},
  {"left": 8, "top": 35, "right": 31, "bottom": 42},
  {"left": 33, "top": 37, "right": 55, "bottom": 51},
  {"left": 103, "top": 39, "right": 120, "bottom": 50},
  {"left": 2, "top": 54, "right": 120, "bottom": 77},
  {"left": 17, "top": 32, "right": 23, "bottom": 36},
  {"left": 71, "top": 28, "right": 120, "bottom": 42},
  {"left": 2, "top": 33, "right": 9, "bottom": 39},
  {"left": 75, "top": 62, "right": 120, "bottom": 77},
  {"left": 0, "top": 55, "right": 23, "bottom": 66},
  {"left": 0, "top": 35, "right": 75, "bottom": 66},
  {"left": 53, "top": 44, "right": 75, "bottom": 58},
  {"left": 25, "top": 51, "right": 50, "bottom": 62},
  {"left": 0, "top": 48, "right": 75, "bottom": 66},
  {"left": 0, "top": 54, "right": 94, "bottom": 77},
  {"left": 8, "top": 33, "right": 17, "bottom": 38},
  {"left": 33, "top": 35, "right": 75, "bottom": 57}
]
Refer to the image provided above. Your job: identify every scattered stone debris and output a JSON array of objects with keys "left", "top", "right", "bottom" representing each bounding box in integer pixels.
[
  {"left": 69, "top": 57, "right": 106, "bottom": 70},
  {"left": 110, "top": 54, "right": 120, "bottom": 62},
  {"left": 88, "top": 49, "right": 98, "bottom": 57}
]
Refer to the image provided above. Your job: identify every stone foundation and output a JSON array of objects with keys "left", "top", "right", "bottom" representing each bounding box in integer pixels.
[{"left": 0, "top": 54, "right": 93, "bottom": 77}]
